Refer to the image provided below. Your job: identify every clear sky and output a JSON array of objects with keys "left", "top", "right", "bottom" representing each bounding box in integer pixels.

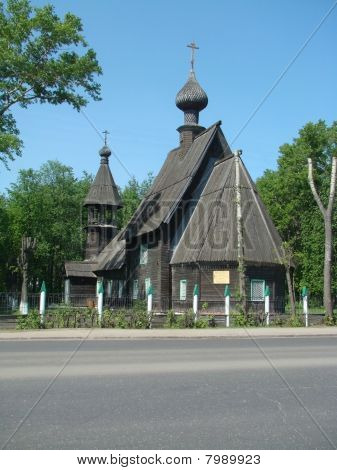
[{"left": 1, "top": 0, "right": 336, "bottom": 193}]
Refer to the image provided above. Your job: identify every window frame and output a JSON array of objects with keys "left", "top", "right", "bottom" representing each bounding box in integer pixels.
[
  {"left": 250, "top": 279, "right": 265, "bottom": 302},
  {"left": 139, "top": 243, "right": 148, "bottom": 265},
  {"left": 179, "top": 279, "right": 187, "bottom": 301},
  {"left": 145, "top": 277, "right": 151, "bottom": 295}
]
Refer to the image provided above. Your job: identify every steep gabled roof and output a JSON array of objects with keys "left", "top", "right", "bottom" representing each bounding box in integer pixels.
[
  {"left": 84, "top": 163, "right": 122, "bottom": 207},
  {"left": 170, "top": 154, "right": 284, "bottom": 265},
  {"left": 64, "top": 261, "right": 97, "bottom": 278},
  {"left": 94, "top": 234, "right": 126, "bottom": 272},
  {"left": 123, "top": 122, "right": 221, "bottom": 237}
]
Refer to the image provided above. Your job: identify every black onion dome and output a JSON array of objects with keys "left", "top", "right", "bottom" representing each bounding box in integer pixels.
[
  {"left": 175, "top": 71, "right": 208, "bottom": 112},
  {"left": 99, "top": 145, "right": 112, "bottom": 158}
]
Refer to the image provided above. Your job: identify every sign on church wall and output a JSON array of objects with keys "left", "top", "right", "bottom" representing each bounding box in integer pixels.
[{"left": 213, "top": 270, "right": 230, "bottom": 284}]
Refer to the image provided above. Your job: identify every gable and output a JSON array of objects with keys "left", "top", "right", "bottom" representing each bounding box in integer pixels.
[
  {"left": 170, "top": 154, "right": 284, "bottom": 265},
  {"left": 123, "top": 122, "right": 226, "bottom": 237}
]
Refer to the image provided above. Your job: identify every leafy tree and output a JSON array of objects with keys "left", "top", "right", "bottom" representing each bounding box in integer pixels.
[
  {"left": 256, "top": 120, "right": 337, "bottom": 304},
  {"left": 0, "top": 0, "right": 102, "bottom": 167},
  {"left": 0, "top": 166, "right": 153, "bottom": 292},
  {"left": 117, "top": 173, "right": 154, "bottom": 228},
  {"left": 307, "top": 153, "right": 336, "bottom": 319},
  {"left": 5, "top": 160, "right": 92, "bottom": 291},
  {"left": 0, "top": 194, "right": 10, "bottom": 289}
]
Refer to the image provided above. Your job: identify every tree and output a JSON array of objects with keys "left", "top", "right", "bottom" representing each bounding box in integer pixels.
[
  {"left": 0, "top": 194, "right": 10, "bottom": 289},
  {"left": 256, "top": 120, "right": 337, "bottom": 304},
  {"left": 117, "top": 173, "right": 154, "bottom": 228},
  {"left": 308, "top": 155, "right": 336, "bottom": 319},
  {"left": 0, "top": 0, "right": 102, "bottom": 167},
  {"left": 6, "top": 160, "right": 92, "bottom": 291}
]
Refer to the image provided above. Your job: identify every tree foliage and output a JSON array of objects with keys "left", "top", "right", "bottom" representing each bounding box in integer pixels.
[
  {"left": 256, "top": 120, "right": 337, "bottom": 297},
  {"left": 0, "top": 164, "right": 154, "bottom": 292},
  {"left": 117, "top": 173, "right": 154, "bottom": 228},
  {"left": 3, "top": 161, "right": 92, "bottom": 291},
  {"left": 0, "top": 0, "right": 102, "bottom": 167}
]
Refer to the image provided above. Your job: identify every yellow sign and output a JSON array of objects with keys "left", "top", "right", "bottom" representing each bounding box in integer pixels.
[{"left": 213, "top": 270, "right": 230, "bottom": 284}]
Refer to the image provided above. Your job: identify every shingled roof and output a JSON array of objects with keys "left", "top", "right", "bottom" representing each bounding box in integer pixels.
[
  {"left": 64, "top": 261, "right": 97, "bottom": 278},
  {"left": 83, "top": 145, "right": 122, "bottom": 207},
  {"left": 94, "top": 234, "right": 126, "bottom": 272},
  {"left": 123, "top": 122, "right": 222, "bottom": 237},
  {"left": 170, "top": 153, "right": 284, "bottom": 265}
]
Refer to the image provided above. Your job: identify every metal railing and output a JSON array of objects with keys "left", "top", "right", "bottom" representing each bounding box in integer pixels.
[{"left": 0, "top": 292, "right": 334, "bottom": 316}]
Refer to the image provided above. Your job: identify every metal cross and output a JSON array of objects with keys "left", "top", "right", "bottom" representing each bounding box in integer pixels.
[
  {"left": 102, "top": 130, "right": 109, "bottom": 145},
  {"left": 187, "top": 41, "right": 199, "bottom": 71}
]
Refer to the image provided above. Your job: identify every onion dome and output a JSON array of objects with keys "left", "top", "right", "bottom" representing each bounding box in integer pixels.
[
  {"left": 99, "top": 145, "right": 111, "bottom": 164},
  {"left": 99, "top": 145, "right": 111, "bottom": 158},
  {"left": 176, "top": 71, "right": 208, "bottom": 124}
]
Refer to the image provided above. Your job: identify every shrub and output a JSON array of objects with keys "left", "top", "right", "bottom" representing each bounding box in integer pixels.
[
  {"left": 16, "top": 310, "right": 41, "bottom": 330},
  {"left": 129, "top": 300, "right": 148, "bottom": 329},
  {"left": 271, "top": 315, "right": 286, "bottom": 327},
  {"left": 176, "top": 310, "right": 195, "bottom": 329},
  {"left": 51, "top": 304, "right": 74, "bottom": 328},
  {"left": 195, "top": 316, "right": 209, "bottom": 328},
  {"left": 113, "top": 309, "right": 129, "bottom": 329},
  {"left": 286, "top": 314, "right": 304, "bottom": 327},
  {"left": 208, "top": 314, "right": 216, "bottom": 327},
  {"left": 164, "top": 309, "right": 177, "bottom": 328},
  {"left": 232, "top": 311, "right": 258, "bottom": 327},
  {"left": 102, "top": 309, "right": 114, "bottom": 328},
  {"left": 324, "top": 314, "right": 337, "bottom": 326}
]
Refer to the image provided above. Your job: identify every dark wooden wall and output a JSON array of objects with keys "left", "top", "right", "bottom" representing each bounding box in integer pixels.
[
  {"left": 171, "top": 262, "right": 285, "bottom": 306},
  {"left": 69, "top": 277, "right": 96, "bottom": 296},
  {"left": 125, "top": 227, "right": 171, "bottom": 309}
]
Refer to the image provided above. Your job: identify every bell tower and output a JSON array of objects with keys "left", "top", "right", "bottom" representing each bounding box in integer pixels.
[{"left": 83, "top": 135, "right": 122, "bottom": 259}]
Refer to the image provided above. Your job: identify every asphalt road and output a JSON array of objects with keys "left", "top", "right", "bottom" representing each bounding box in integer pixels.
[{"left": 1, "top": 337, "right": 337, "bottom": 450}]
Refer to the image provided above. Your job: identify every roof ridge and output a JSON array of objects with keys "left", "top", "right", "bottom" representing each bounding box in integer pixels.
[
  {"left": 194, "top": 120, "right": 222, "bottom": 140},
  {"left": 171, "top": 158, "right": 233, "bottom": 262}
]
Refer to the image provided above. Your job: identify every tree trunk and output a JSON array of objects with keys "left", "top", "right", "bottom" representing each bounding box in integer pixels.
[
  {"left": 308, "top": 157, "right": 336, "bottom": 320},
  {"left": 286, "top": 267, "right": 296, "bottom": 315},
  {"left": 324, "top": 215, "right": 333, "bottom": 318},
  {"left": 20, "top": 264, "right": 28, "bottom": 314},
  {"left": 235, "top": 150, "right": 247, "bottom": 314}
]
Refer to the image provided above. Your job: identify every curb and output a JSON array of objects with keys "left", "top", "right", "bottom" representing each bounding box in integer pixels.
[{"left": 1, "top": 327, "right": 337, "bottom": 341}]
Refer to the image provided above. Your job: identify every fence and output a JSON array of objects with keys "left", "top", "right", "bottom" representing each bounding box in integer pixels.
[{"left": 1, "top": 292, "right": 333, "bottom": 315}]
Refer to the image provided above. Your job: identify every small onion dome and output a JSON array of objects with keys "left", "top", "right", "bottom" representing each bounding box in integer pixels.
[
  {"left": 175, "top": 71, "right": 208, "bottom": 112},
  {"left": 99, "top": 145, "right": 112, "bottom": 158}
]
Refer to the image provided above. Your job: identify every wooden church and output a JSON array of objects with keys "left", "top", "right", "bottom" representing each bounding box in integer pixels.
[{"left": 65, "top": 46, "right": 286, "bottom": 312}]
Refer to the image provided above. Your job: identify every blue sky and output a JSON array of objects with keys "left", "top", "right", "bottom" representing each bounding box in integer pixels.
[{"left": 1, "top": 0, "right": 336, "bottom": 192}]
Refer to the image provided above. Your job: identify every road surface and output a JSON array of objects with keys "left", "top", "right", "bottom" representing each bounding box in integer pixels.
[{"left": 1, "top": 337, "right": 336, "bottom": 449}]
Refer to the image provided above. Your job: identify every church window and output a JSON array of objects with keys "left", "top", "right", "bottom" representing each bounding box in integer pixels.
[
  {"left": 251, "top": 279, "right": 265, "bottom": 301},
  {"left": 145, "top": 278, "right": 151, "bottom": 295},
  {"left": 140, "top": 244, "right": 148, "bottom": 265},
  {"left": 179, "top": 280, "right": 187, "bottom": 301}
]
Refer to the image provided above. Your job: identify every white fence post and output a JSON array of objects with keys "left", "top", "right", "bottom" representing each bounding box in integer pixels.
[
  {"left": 193, "top": 284, "right": 199, "bottom": 323},
  {"left": 97, "top": 282, "right": 104, "bottom": 324},
  {"left": 302, "top": 287, "right": 308, "bottom": 327},
  {"left": 264, "top": 286, "right": 270, "bottom": 326},
  {"left": 224, "top": 285, "right": 230, "bottom": 327},
  {"left": 39, "top": 281, "right": 46, "bottom": 326},
  {"left": 147, "top": 284, "right": 153, "bottom": 328}
]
